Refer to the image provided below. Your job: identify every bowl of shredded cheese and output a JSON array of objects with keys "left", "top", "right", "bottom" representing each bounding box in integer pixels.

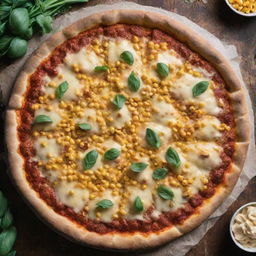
[
  {"left": 230, "top": 202, "right": 256, "bottom": 252},
  {"left": 225, "top": 0, "right": 256, "bottom": 16}
]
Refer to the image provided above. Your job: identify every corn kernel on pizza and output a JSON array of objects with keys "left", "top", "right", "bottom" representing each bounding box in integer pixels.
[{"left": 5, "top": 10, "right": 249, "bottom": 250}]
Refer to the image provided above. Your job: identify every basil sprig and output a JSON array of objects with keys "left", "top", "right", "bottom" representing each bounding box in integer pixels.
[
  {"left": 83, "top": 150, "right": 98, "bottom": 170},
  {"left": 128, "top": 71, "right": 140, "bottom": 92},
  {"left": 78, "top": 123, "right": 92, "bottom": 131},
  {"left": 33, "top": 115, "right": 52, "bottom": 124},
  {"left": 104, "top": 148, "right": 120, "bottom": 161},
  {"left": 112, "top": 94, "right": 126, "bottom": 110},
  {"left": 96, "top": 199, "right": 113, "bottom": 209},
  {"left": 165, "top": 147, "right": 181, "bottom": 168},
  {"left": 157, "top": 185, "right": 174, "bottom": 200},
  {"left": 120, "top": 51, "right": 134, "bottom": 65},
  {"left": 192, "top": 81, "right": 209, "bottom": 97},
  {"left": 0, "top": 0, "right": 89, "bottom": 59},
  {"left": 55, "top": 81, "right": 69, "bottom": 99},
  {"left": 145, "top": 128, "right": 161, "bottom": 149},
  {"left": 157, "top": 63, "right": 169, "bottom": 78},
  {"left": 130, "top": 162, "right": 148, "bottom": 173},
  {"left": 0, "top": 191, "right": 16, "bottom": 256},
  {"left": 152, "top": 168, "right": 168, "bottom": 180},
  {"left": 134, "top": 196, "right": 144, "bottom": 212},
  {"left": 94, "top": 65, "right": 108, "bottom": 73}
]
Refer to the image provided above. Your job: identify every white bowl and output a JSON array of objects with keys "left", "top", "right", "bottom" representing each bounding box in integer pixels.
[
  {"left": 230, "top": 202, "right": 256, "bottom": 253},
  {"left": 225, "top": 0, "right": 256, "bottom": 17}
]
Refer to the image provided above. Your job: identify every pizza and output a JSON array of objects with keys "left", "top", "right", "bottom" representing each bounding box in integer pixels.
[{"left": 5, "top": 10, "right": 249, "bottom": 250}]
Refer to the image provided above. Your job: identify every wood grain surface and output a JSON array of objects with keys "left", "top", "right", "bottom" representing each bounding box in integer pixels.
[{"left": 0, "top": 0, "right": 255, "bottom": 255}]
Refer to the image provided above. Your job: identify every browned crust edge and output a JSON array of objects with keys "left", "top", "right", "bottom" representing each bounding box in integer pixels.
[{"left": 5, "top": 10, "right": 250, "bottom": 250}]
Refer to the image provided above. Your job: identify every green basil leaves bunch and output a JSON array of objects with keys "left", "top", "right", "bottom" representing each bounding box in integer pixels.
[{"left": 0, "top": 0, "right": 89, "bottom": 59}]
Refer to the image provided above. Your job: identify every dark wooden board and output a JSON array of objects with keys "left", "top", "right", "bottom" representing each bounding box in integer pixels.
[{"left": 0, "top": 0, "right": 255, "bottom": 255}]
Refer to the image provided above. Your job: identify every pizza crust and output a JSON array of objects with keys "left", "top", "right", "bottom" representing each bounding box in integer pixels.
[{"left": 5, "top": 9, "right": 250, "bottom": 250}]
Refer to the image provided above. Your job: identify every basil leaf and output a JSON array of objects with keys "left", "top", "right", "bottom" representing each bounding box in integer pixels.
[
  {"left": 192, "top": 81, "right": 209, "bottom": 97},
  {"left": 134, "top": 196, "right": 143, "bottom": 212},
  {"left": 78, "top": 123, "right": 91, "bottom": 131},
  {"left": 6, "top": 37, "right": 27, "bottom": 59},
  {"left": 55, "top": 81, "right": 69, "bottom": 99},
  {"left": 35, "top": 14, "right": 53, "bottom": 34},
  {"left": 152, "top": 168, "right": 168, "bottom": 180},
  {"left": 1, "top": 209, "right": 13, "bottom": 230},
  {"left": 165, "top": 147, "right": 181, "bottom": 168},
  {"left": 0, "top": 226, "right": 17, "bottom": 256},
  {"left": 8, "top": 8, "right": 29, "bottom": 38},
  {"left": 83, "top": 150, "right": 98, "bottom": 170},
  {"left": 0, "top": 192, "right": 7, "bottom": 218},
  {"left": 33, "top": 115, "right": 52, "bottom": 124},
  {"left": 112, "top": 94, "right": 126, "bottom": 110},
  {"left": 157, "top": 185, "right": 174, "bottom": 200},
  {"left": 104, "top": 148, "right": 120, "bottom": 161},
  {"left": 120, "top": 51, "right": 134, "bottom": 65},
  {"left": 96, "top": 199, "right": 113, "bottom": 209},
  {"left": 157, "top": 63, "right": 169, "bottom": 78},
  {"left": 94, "top": 65, "right": 108, "bottom": 73},
  {"left": 128, "top": 71, "right": 140, "bottom": 92},
  {"left": 145, "top": 128, "right": 161, "bottom": 149},
  {"left": 130, "top": 162, "right": 148, "bottom": 173}
]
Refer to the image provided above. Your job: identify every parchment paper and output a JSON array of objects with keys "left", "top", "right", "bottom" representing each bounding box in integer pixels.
[{"left": 0, "top": 2, "right": 255, "bottom": 256}]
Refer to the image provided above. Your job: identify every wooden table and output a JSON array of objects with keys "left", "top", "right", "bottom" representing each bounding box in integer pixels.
[{"left": 0, "top": 0, "right": 255, "bottom": 255}]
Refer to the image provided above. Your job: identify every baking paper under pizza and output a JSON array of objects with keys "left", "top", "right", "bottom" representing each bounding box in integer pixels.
[{"left": 5, "top": 10, "right": 249, "bottom": 249}]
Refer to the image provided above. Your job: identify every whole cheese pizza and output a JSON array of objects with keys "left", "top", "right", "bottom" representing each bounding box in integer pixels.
[{"left": 5, "top": 10, "right": 249, "bottom": 249}]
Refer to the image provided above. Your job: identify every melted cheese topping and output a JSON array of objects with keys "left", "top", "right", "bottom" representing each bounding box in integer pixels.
[
  {"left": 126, "top": 186, "right": 153, "bottom": 220},
  {"left": 195, "top": 116, "right": 221, "bottom": 140},
  {"left": 154, "top": 187, "right": 185, "bottom": 213},
  {"left": 55, "top": 181, "right": 89, "bottom": 212},
  {"left": 138, "top": 122, "right": 172, "bottom": 148},
  {"left": 34, "top": 107, "right": 61, "bottom": 131},
  {"left": 88, "top": 190, "right": 119, "bottom": 222},
  {"left": 172, "top": 74, "right": 221, "bottom": 115},
  {"left": 44, "top": 65, "right": 83, "bottom": 102},
  {"left": 185, "top": 143, "right": 222, "bottom": 171},
  {"left": 34, "top": 137, "right": 60, "bottom": 161},
  {"left": 77, "top": 108, "right": 100, "bottom": 134},
  {"left": 109, "top": 105, "right": 131, "bottom": 129},
  {"left": 108, "top": 39, "right": 137, "bottom": 63},
  {"left": 65, "top": 48, "right": 103, "bottom": 74},
  {"left": 31, "top": 35, "right": 228, "bottom": 223},
  {"left": 152, "top": 96, "right": 180, "bottom": 125},
  {"left": 157, "top": 51, "right": 183, "bottom": 67}
]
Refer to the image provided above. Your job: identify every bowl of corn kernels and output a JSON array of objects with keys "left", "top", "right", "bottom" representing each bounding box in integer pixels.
[{"left": 225, "top": 0, "right": 256, "bottom": 16}]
